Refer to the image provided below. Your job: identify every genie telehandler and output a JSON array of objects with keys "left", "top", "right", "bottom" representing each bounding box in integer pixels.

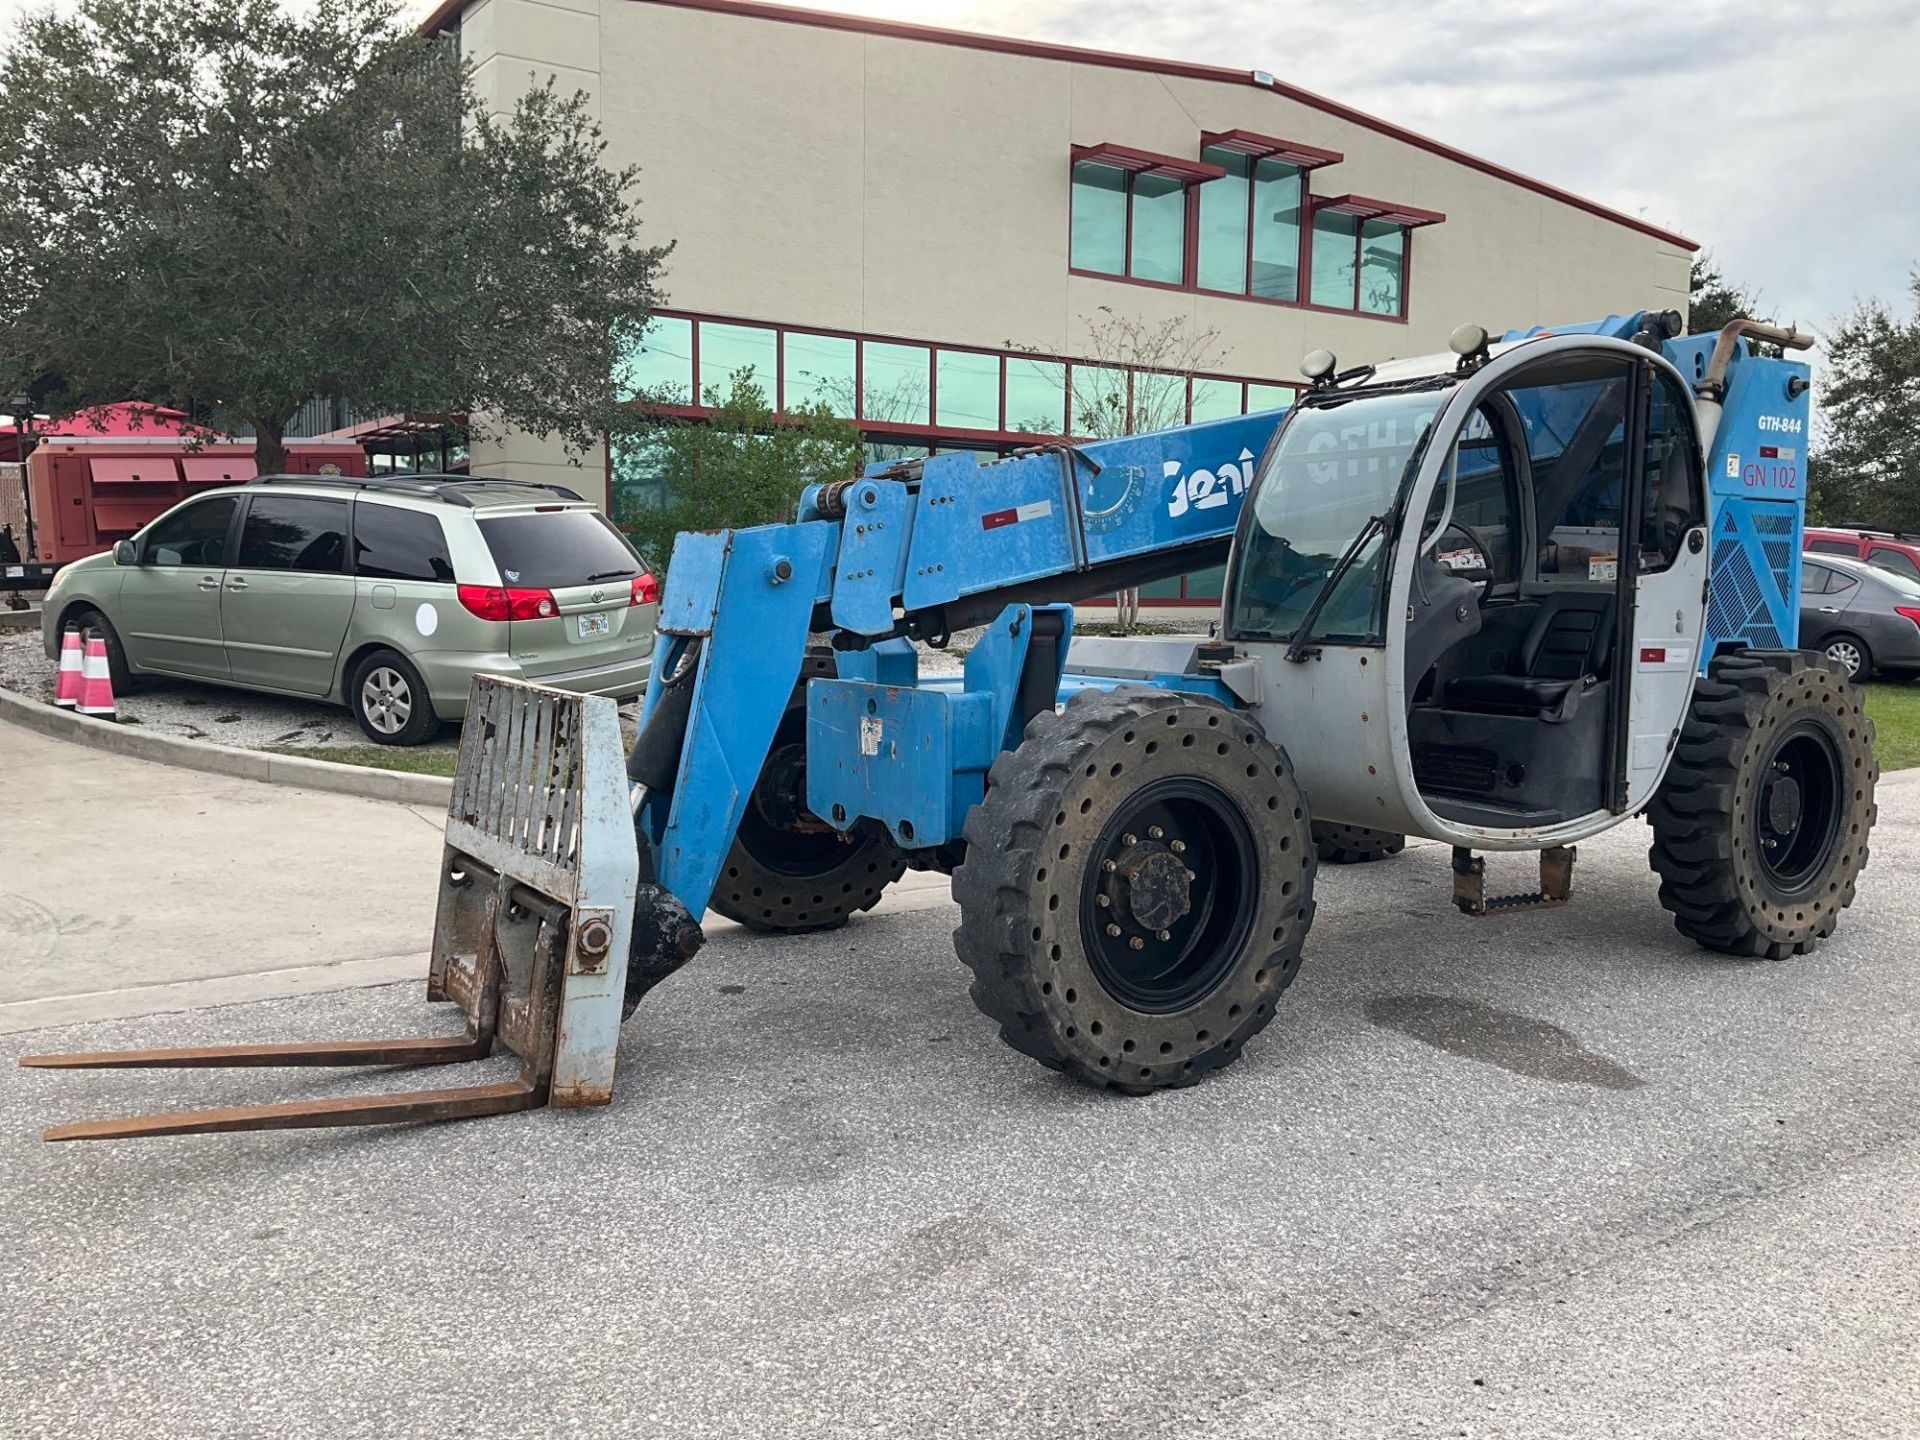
[{"left": 27, "top": 311, "right": 1878, "bottom": 1139}]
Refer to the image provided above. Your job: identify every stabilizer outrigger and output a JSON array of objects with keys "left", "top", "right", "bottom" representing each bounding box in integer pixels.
[{"left": 24, "top": 677, "right": 670, "bottom": 1141}]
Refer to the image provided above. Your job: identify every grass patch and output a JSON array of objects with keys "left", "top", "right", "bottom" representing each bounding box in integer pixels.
[
  {"left": 1864, "top": 682, "right": 1920, "bottom": 771},
  {"left": 266, "top": 744, "right": 459, "bottom": 777}
]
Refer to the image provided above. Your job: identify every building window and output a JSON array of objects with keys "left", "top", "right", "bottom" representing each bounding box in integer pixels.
[
  {"left": 698, "top": 321, "right": 776, "bottom": 400},
  {"left": 1006, "top": 357, "right": 1067, "bottom": 436},
  {"left": 1310, "top": 210, "right": 1360, "bottom": 309},
  {"left": 1129, "top": 174, "right": 1187, "bottom": 284},
  {"left": 617, "top": 316, "right": 693, "bottom": 403},
  {"left": 863, "top": 342, "right": 931, "bottom": 427},
  {"left": 1359, "top": 221, "right": 1406, "bottom": 315},
  {"left": 1069, "top": 162, "right": 1128, "bottom": 276},
  {"left": 784, "top": 331, "right": 856, "bottom": 416},
  {"left": 1197, "top": 147, "right": 1304, "bottom": 302},
  {"left": 935, "top": 349, "right": 1001, "bottom": 430},
  {"left": 1070, "top": 151, "right": 1214, "bottom": 286},
  {"left": 1190, "top": 378, "right": 1242, "bottom": 423}
]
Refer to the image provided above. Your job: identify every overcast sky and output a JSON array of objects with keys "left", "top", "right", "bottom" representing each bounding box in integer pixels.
[{"left": 5, "top": 0, "right": 1914, "bottom": 339}]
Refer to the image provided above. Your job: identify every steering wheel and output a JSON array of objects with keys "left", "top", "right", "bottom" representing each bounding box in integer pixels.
[{"left": 1428, "top": 519, "right": 1496, "bottom": 601}]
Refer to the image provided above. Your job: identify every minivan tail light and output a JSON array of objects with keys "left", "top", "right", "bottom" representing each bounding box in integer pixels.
[
  {"left": 1896, "top": 606, "right": 1920, "bottom": 631},
  {"left": 631, "top": 571, "right": 660, "bottom": 607},
  {"left": 457, "top": 584, "right": 559, "bottom": 622}
]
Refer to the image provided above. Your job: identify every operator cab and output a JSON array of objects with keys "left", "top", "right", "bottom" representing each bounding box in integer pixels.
[{"left": 1225, "top": 332, "right": 1709, "bottom": 840}]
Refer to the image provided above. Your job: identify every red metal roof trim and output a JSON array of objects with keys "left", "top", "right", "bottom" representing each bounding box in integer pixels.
[
  {"left": 1200, "top": 129, "right": 1343, "bottom": 170},
  {"left": 1071, "top": 143, "right": 1226, "bottom": 185},
  {"left": 1314, "top": 194, "right": 1447, "bottom": 227}
]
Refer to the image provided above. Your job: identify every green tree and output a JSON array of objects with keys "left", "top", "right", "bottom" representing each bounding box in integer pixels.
[
  {"left": 0, "top": 0, "right": 667, "bottom": 472},
  {"left": 616, "top": 369, "right": 863, "bottom": 573},
  {"left": 1816, "top": 276, "right": 1920, "bottom": 531}
]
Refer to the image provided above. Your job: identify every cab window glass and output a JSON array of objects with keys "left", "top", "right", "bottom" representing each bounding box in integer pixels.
[
  {"left": 1641, "top": 373, "right": 1703, "bottom": 570},
  {"left": 1424, "top": 407, "right": 1518, "bottom": 584},
  {"left": 142, "top": 496, "right": 237, "bottom": 567},
  {"left": 354, "top": 503, "right": 453, "bottom": 582},
  {"left": 237, "top": 496, "right": 349, "bottom": 572},
  {"left": 1500, "top": 357, "right": 1634, "bottom": 581}
]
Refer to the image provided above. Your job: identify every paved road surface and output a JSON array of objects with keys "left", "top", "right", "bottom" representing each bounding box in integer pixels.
[{"left": 1, "top": 739, "right": 1915, "bottom": 1437}]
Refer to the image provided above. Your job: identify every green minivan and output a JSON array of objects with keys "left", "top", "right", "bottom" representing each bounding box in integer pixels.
[{"left": 40, "top": 473, "right": 659, "bottom": 744}]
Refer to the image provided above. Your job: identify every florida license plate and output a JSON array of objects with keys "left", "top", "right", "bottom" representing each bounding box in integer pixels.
[{"left": 577, "top": 612, "right": 610, "bottom": 638}]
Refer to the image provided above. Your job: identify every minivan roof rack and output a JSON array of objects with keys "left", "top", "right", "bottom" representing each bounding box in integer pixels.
[{"left": 249, "top": 473, "right": 586, "bottom": 507}]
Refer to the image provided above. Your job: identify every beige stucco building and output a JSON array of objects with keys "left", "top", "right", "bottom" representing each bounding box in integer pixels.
[{"left": 430, "top": 0, "right": 1694, "bottom": 601}]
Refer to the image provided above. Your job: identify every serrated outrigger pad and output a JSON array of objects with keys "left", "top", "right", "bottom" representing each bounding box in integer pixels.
[{"left": 24, "top": 677, "right": 641, "bottom": 1141}]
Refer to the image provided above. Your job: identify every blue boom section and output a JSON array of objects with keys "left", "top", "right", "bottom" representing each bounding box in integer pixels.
[{"left": 636, "top": 409, "right": 1287, "bottom": 914}]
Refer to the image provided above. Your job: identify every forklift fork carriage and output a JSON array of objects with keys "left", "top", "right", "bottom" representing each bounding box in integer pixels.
[{"left": 22, "top": 677, "right": 639, "bottom": 1141}]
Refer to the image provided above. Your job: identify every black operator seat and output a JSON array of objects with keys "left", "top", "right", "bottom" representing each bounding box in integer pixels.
[{"left": 1442, "top": 592, "right": 1616, "bottom": 713}]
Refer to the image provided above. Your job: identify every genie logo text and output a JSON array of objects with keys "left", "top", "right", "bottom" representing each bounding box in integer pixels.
[{"left": 1166, "top": 448, "right": 1258, "bottom": 519}]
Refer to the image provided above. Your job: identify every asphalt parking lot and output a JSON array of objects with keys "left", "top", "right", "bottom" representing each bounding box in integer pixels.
[{"left": 3, "top": 776, "right": 1917, "bottom": 1438}]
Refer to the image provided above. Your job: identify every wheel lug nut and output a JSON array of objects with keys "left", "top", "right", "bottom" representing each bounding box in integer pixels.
[
  {"left": 1185, "top": 869, "right": 1196, "bottom": 882},
  {"left": 1129, "top": 937, "right": 1144, "bottom": 950},
  {"left": 1122, "top": 833, "right": 1138, "bottom": 847},
  {"left": 1106, "top": 923, "right": 1122, "bottom": 937},
  {"left": 1103, "top": 859, "right": 1118, "bottom": 873},
  {"left": 1096, "top": 894, "right": 1110, "bottom": 908},
  {"left": 1170, "top": 840, "right": 1186, "bottom": 853},
  {"left": 1157, "top": 929, "right": 1170, "bottom": 941},
  {"left": 1148, "top": 826, "right": 1164, "bottom": 840}
]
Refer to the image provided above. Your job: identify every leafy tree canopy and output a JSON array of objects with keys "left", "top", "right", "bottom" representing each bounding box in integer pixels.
[
  {"left": 615, "top": 369, "right": 863, "bottom": 573},
  {"left": 0, "top": 0, "right": 668, "bottom": 471},
  {"left": 1814, "top": 275, "right": 1920, "bottom": 532}
]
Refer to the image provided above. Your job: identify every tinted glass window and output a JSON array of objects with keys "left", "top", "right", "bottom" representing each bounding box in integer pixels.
[
  {"left": 1868, "top": 547, "right": 1920, "bottom": 581},
  {"left": 863, "top": 342, "right": 931, "bottom": 426},
  {"left": 698, "top": 321, "right": 777, "bottom": 402},
  {"left": 1310, "top": 211, "right": 1358, "bottom": 308},
  {"left": 1190, "top": 378, "right": 1242, "bottom": 422},
  {"left": 1129, "top": 173, "right": 1186, "bottom": 285},
  {"left": 477, "top": 509, "right": 645, "bottom": 589},
  {"left": 1005, "top": 358, "right": 1067, "bottom": 435},
  {"left": 143, "top": 496, "right": 237, "bottom": 567},
  {"left": 354, "top": 503, "right": 453, "bottom": 582},
  {"left": 935, "top": 349, "right": 1000, "bottom": 430},
  {"left": 1070, "top": 162, "right": 1126, "bottom": 275},
  {"left": 1359, "top": 221, "right": 1405, "bottom": 316},
  {"left": 237, "top": 496, "right": 348, "bottom": 572},
  {"left": 1196, "top": 148, "right": 1249, "bottom": 293},
  {"left": 1808, "top": 538, "right": 1858, "bottom": 556},
  {"left": 1641, "top": 373, "right": 1704, "bottom": 570},
  {"left": 617, "top": 316, "right": 693, "bottom": 404},
  {"left": 1800, "top": 564, "right": 1834, "bottom": 595},
  {"left": 1827, "top": 571, "right": 1861, "bottom": 596},
  {"left": 1250, "top": 160, "right": 1303, "bottom": 301},
  {"left": 783, "top": 332, "right": 856, "bottom": 416}
]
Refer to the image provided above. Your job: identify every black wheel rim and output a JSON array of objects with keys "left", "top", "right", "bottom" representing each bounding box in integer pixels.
[
  {"left": 735, "top": 717, "right": 850, "bottom": 877},
  {"left": 1752, "top": 720, "right": 1844, "bottom": 897},
  {"left": 1079, "top": 776, "right": 1259, "bottom": 1013}
]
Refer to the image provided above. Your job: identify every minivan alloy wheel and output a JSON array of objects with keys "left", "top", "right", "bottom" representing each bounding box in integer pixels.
[{"left": 361, "top": 666, "right": 413, "bottom": 735}]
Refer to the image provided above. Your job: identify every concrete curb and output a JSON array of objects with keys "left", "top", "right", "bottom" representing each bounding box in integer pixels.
[
  {"left": 0, "top": 607, "right": 42, "bottom": 632},
  {"left": 0, "top": 682, "right": 454, "bottom": 805}
]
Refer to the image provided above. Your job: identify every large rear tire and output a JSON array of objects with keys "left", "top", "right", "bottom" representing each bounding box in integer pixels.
[
  {"left": 953, "top": 689, "right": 1316, "bottom": 1093},
  {"left": 1648, "top": 651, "right": 1877, "bottom": 959},
  {"left": 706, "top": 654, "right": 907, "bottom": 933},
  {"left": 1312, "top": 822, "right": 1406, "bottom": 865}
]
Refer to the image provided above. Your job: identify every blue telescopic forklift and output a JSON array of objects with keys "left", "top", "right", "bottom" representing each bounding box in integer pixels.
[{"left": 27, "top": 311, "right": 1880, "bottom": 1139}]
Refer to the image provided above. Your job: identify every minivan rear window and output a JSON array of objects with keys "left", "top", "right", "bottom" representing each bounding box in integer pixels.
[{"left": 476, "top": 509, "right": 645, "bottom": 589}]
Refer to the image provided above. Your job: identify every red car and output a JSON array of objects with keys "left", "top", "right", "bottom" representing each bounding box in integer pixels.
[{"left": 1804, "top": 527, "right": 1920, "bottom": 585}]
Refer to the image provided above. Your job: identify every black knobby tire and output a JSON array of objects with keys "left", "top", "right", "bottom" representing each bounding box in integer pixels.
[
  {"left": 347, "top": 648, "right": 440, "bottom": 746},
  {"left": 1312, "top": 822, "right": 1407, "bottom": 865},
  {"left": 952, "top": 688, "right": 1316, "bottom": 1094},
  {"left": 1648, "top": 651, "right": 1877, "bottom": 959},
  {"left": 71, "top": 607, "right": 134, "bottom": 694},
  {"left": 706, "top": 654, "right": 907, "bottom": 933}
]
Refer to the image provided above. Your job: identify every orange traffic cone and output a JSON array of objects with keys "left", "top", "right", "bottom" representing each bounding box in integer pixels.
[
  {"left": 54, "top": 626, "right": 84, "bottom": 708},
  {"left": 77, "top": 633, "right": 117, "bottom": 720}
]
